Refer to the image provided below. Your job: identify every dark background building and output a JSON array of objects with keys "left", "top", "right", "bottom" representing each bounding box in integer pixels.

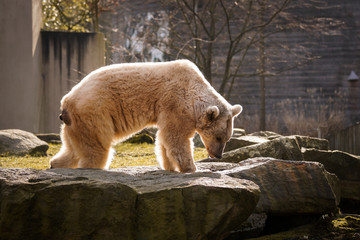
[{"left": 101, "top": 0, "right": 360, "bottom": 136}]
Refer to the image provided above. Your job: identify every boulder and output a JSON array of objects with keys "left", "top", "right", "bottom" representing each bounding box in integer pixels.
[
  {"left": 232, "top": 128, "right": 246, "bottom": 137},
  {"left": 248, "top": 131, "right": 282, "bottom": 140},
  {"left": 35, "top": 133, "right": 61, "bottom": 144},
  {"left": 204, "top": 135, "right": 330, "bottom": 163},
  {"left": 294, "top": 135, "right": 329, "bottom": 150},
  {"left": 226, "top": 213, "right": 267, "bottom": 239},
  {"left": 202, "top": 136, "right": 304, "bottom": 163},
  {"left": 236, "top": 214, "right": 360, "bottom": 240},
  {"left": 193, "top": 132, "right": 205, "bottom": 148},
  {"left": 124, "top": 133, "right": 154, "bottom": 144},
  {"left": 197, "top": 159, "right": 341, "bottom": 215},
  {"left": 302, "top": 148, "right": 360, "bottom": 201},
  {"left": 194, "top": 128, "right": 245, "bottom": 149},
  {"left": 0, "top": 167, "right": 260, "bottom": 240},
  {"left": 224, "top": 135, "right": 269, "bottom": 152},
  {"left": 0, "top": 129, "right": 49, "bottom": 156}
]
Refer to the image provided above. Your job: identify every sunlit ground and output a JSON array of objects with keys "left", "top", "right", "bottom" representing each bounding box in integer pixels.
[{"left": 0, "top": 143, "right": 208, "bottom": 169}]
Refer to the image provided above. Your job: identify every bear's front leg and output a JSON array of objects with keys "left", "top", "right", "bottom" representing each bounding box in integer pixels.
[
  {"left": 156, "top": 129, "right": 196, "bottom": 173},
  {"left": 155, "top": 139, "right": 178, "bottom": 172}
]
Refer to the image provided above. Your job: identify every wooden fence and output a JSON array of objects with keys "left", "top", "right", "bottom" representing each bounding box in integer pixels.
[{"left": 328, "top": 122, "right": 360, "bottom": 155}]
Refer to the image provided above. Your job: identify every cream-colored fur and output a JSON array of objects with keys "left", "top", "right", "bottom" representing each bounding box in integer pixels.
[{"left": 50, "top": 60, "right": 242, "bottom": 173}]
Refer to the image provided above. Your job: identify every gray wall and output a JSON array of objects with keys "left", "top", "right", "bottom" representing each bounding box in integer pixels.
[
  {"left": 0, "top": 0, "right": 42, "bottom": 133},
  {"left": 0, "top": 0, "right": 105, "bottom": 133},
  {"left": 40, "top": 32, "right": 105, "bottom": 133}
]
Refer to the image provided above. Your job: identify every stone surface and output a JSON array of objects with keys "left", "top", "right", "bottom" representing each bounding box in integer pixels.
[
  {"left": 193, "top": 132, "right": 205, "bottom": 148},
  {"left": 195, "top": 128, "right": 245, "bottom": 149},
  {"left": 0, "top": 167, "right": 260, "bottom": 240},
  {"left": 243, "top": 214, "right": 360, "bottom": 240},
  {"left": 202, "top": 136, "right": 304, "bottom": 163},
  {"left": 204, "top": 135, "right": 330, "bottom": 163},
  {"left": 294, "top": 135, "right": 329, "bottom": 150},
  {"left": 124, "top": 133, "right": 154, "bottom": 144},
  {"left": 224, "top": 135, "right": 269, "bottom": 152},
  {"left": 200, "top": 133, "right": 358, "bottom": 214},
  {"left": 232, "top": 128, "right": 246, "bottom": 137},
  {"left": 0, "top": 129, "right": 49, "bottom": 156},
  {"left": 303, "top": 148, "right": 360, "bottom": 201},
  {"left": 226, "top": 213, "right": 267, "bottom": 239},
  {"left": 35, "top": 133, "right": 61, "bottom": 144},
  {"left": 197, "top": 159, "right": 341, "bottom": 215}
]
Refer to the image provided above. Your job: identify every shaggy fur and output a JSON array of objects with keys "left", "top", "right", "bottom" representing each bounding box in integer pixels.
[{"left": 50, "top": 60, "right": 242, "bottom": 173}]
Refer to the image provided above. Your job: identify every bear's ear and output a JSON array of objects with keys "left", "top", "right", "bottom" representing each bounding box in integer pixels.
[
  {"left": 232, "top": 104, "right": 243, "bottom": 117},
  {"left": 206, "top": 106, "right": 220, "bottom": 121}
]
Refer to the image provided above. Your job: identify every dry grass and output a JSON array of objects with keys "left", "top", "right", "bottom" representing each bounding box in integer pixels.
[
  {"left": 239, "top": 88, "right": 347, "bottom": 137},
  {"left": 0, "top": 143, "right": 208, "bottom": 170}
]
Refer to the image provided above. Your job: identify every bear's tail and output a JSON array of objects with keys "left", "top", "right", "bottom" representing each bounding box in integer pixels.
[{"left": 59, "top": 108, "right": 72, "bottom": 125}]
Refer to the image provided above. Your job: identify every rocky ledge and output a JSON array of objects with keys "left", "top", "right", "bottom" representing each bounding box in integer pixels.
[
  {"left": 0, "top": 129, "right": 358, "bottom": 239},
  {"left": 202, "top": 133, "right": 360, "bottom": 206},
  {"left": 0, "top": 157, "right": 342, "bottom": 240},
  {"left": 0, "top": 166, "right": 259, "bottom": 240}
]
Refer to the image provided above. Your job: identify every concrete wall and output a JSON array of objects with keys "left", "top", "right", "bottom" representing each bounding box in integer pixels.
[
  {"left": 0, "top": 0, "right": 105, "bottom": 133},
  {"left": 0, "top": 0, "right": 42, "bottom": 132},
  {"left": 40, "top": 31, "right": 105, "bottom": 133}
]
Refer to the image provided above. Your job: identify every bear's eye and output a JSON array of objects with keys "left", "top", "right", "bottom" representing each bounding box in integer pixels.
[{"left": 216, "top": 137, "right": 222, "bottom": 142}]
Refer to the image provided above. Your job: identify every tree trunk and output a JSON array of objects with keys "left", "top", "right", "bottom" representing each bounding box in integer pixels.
[{"left": 259, "top": 2, "right": 266, "bottom": 131}]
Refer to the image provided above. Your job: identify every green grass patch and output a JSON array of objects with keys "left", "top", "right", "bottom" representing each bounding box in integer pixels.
[
  {"left": 0, "top": 143, "right": 61, "bottom": 169},
  {"left": 0, "top": 143, "right": 208, "bottom": 169}
]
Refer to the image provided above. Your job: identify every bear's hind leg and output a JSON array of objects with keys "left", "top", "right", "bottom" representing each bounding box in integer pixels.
[{"left": 50, "top": 126, "right": 80, "bottom": 168}]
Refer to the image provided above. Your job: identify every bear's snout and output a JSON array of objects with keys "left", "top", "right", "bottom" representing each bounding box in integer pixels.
[{"left": 207, "top": 147, "right": 224, "bottom": 159}]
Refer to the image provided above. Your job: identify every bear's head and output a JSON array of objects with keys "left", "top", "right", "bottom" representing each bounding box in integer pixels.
[{"left": 196, "top": 104, "right": 242, "bottom": 159}]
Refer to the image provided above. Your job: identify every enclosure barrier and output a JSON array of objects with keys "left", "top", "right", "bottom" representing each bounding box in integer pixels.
[{"left": 328, "top": 122, "right": 360, "bottom": 155}]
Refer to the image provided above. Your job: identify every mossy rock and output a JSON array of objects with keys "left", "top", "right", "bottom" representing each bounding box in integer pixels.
[
  {"left": 246, "top": 214, "right": 360, "bottom": 240},
  {"left": 125, "top": 133, "right": 154, "bottom": 144},
  {"left": 36, "top": 133, "right": 61, "bottom": 144},
  {"left": 330, "top": 215, "right": 360, "bottom": 233}
]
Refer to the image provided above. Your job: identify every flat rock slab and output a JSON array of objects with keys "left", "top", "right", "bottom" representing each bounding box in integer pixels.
[
  {"left": 0, "top": 129, "right": 49, "bottom": 156},
  {"left": 197, "top": 158, "right": 340, "bottom": 215},
  {"left": 224, "top": 135, "right": 269, "bottom": 152},
  {"left": 0, "top": 167, "right": 260, "bottom": 240},
  {"left": 202, "top": 136, "right": 304, "bottom": 163},
  {"left": 203, "top": 135, "right": 329, "bottom": 163}
]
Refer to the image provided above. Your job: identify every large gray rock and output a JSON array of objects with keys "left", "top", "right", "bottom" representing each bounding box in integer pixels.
[
  {"left": 204, "top": 135, "right": 330, "bottom": 163},
  {"left": 232, "top": 128, "right": 246, "bottom": 137},
  {"left": 197, "top": 159, "right": 341, "bottom": 215},
  {"left": 193, "top": 132, "right": 205, "bottom": 148},
  {"left": 0, "top": 129, "right": 49, "bottom": 156},
  {"left": 195, "top": 128, "right": 246, "bottom": 149},
  {"left": 303, "top": 148, "right": 360, "bottom": 201},
  {"left": 0, "top": 167, "right": 260, "bottom": 240},
  {"left": 224, "top": 135, "right": 269, "bottom": 152},
  {"left": 35, "top": 133, "right": 61, "bottom": 144},
  {"left": 203, "top": 136, "right": 304, "bottom": 163},
  {"left": 294, "top": 135, "right": 329, "bottom": 150}
]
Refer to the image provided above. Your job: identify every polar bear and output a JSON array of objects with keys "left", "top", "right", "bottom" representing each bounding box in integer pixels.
[{"left": 50, "top": 60, "right": 242, "bottom": 173}]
